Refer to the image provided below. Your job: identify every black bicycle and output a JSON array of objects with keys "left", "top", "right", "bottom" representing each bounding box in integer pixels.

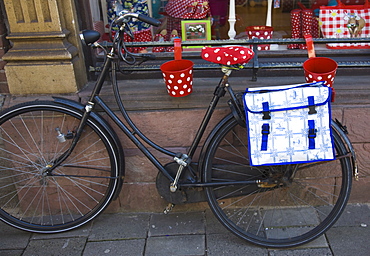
[{"left": 0, "top": 11, "right": 357, "bottom": 248}]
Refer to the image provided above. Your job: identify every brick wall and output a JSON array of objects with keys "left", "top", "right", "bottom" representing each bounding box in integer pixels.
[{"left": 0, "top": 5, "right": 9, "bottom": 94}]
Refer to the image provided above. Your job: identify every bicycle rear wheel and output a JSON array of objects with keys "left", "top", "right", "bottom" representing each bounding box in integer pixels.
[
  {"left": 0, "top": 101, "right": 121, "bottom": 233},
  {"left": 202, "top": 114, "right": 352, "bottom": 248}
]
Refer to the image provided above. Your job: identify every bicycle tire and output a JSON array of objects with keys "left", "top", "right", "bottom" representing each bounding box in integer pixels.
[
  {"left": 202, "top": 114, "right": 352, "bottom": 248},
  {"left": 0, "top": 101, "right": 121, "bottom": 233}
]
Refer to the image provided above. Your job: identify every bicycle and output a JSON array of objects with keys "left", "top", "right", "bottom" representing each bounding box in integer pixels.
[{"left": 0, "top": 11, "right": 358, "bottom": 248}]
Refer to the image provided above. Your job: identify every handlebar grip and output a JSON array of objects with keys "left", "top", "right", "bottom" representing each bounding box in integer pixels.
[{"left": 138, "top": 14, "right": 161, "bottom": 27}]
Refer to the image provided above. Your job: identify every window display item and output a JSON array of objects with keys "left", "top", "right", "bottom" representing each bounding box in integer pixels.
[
  {"left": 246, "top": 26, "right": 274, "bottom": 50},
  {"left": 320, "top": 0, "right": 370, "bottom": 48},
  {"left": 288, "top": 8, "right": 319, "bottom": 49},
  {"left": 107, "top": 0, "right": 152, "bottom": 53}
]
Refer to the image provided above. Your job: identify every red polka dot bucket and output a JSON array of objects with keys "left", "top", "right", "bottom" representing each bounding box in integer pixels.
[
  {"left": 303, "top": 35, "right": 338, "bottom": 101},
  {"left": 303, "top": 57, "right": 337, "bottom": 88},
  {"left": 246, "top": 26, "right": 273, "bottom": 51},
  {"left": 160, "top": 39, "right": 194, "bottom": 97}
]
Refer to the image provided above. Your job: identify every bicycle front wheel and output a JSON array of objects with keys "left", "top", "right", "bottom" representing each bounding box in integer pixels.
[
  {"left": 202, "top": 114, "right": 352, "bottom": 248},
  {"left": 0, "top": 101, "right": 121, "bottom": 233}
]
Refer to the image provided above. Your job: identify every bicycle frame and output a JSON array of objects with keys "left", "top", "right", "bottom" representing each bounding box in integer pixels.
[{"left": 50, "top": 48, "right": 259, "bottom": 189}]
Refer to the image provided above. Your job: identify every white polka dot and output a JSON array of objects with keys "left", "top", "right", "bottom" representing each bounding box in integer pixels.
[
  {"left": 318, "top": 76, "right": 322, "bottom": 80},
  {"left": 214, "top": 49, "right": 220, "bottom": 53},
  {"left": 256, "top": 32, "right": 260, "bottom": 36},
  {"left": 188, "top": 88, "right": 192, "bottom": 93},
  {"left": 189, "top": 70, "right": 193, "bottom": 74},
  {"left": 180, "top": 73, "right": 185, "bottom": 77},
  {"left": 168, "top": 80, "right": 172, "bottom": 84},
  {"left": 183, "top": 84, "right": 188, "bottom": 89},
  {"left": 308, "top": 74, "right": 313, "bottom": 78},
  {"left": 240, "top": 50, "right": 245, "bottom": 54},
  {"left": 217, "top": 56, "right": 221, "bottom": 61},
  {"left": 204, "top": 53, "right": 209, "bottom": 58},
  {"left": 180, "top": 91, "right": 184, "bottom": 95},
  {"left": 227, "top": 61, "right": 231, "bottom": 65},
  {"left": 328, "top": 75, "right": 332, "bottom": 79},
  {"left": 174, "top": 86, "right": 179, "bottom": 90},
  {"left": 177, "top": 80, "right": 182, "bottom": 84},
  {"left": 172, "top": 91, "right": 176, "bottom": 95},
  {"left": 170, "top": 75, "right": 174, "bottom": 79}
]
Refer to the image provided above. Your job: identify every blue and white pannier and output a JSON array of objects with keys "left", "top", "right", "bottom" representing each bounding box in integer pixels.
[{"left": 243, "top": 81, "right": 335, "bottom": 166}]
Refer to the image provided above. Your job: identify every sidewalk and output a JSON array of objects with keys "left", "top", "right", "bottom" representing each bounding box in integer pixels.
[{"left": 1, "top": 203, "right": 369, "bottom": 256}]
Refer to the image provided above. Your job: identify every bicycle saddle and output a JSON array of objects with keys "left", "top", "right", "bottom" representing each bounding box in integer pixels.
[{"left": 201, "top": 46, "right": 254, "bottom": 66}]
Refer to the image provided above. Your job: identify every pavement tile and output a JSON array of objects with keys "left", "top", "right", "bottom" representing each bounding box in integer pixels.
[
  {"left": 269, "top": 248, "right": 333, "bottom": 256},
  {"left": 22, "top": 237, "right": 86, "bottom": 256},
  {"left": 0, "top": 250, "right": 24, "bottom": 256},
  {"left": 206, "top": 233, "right": 268, "bottom": 255},
  {"left": 83, "top": 239, "right": 146, "bottom": 256},
  {"left": 145, "top": 234, "right": 205, "bottom": 256},
  {"left": 0, "top": 222, "right": 31, "bottom": 250},
  {"left": 89, "top": 213, "right": 150, "bottom": 241},
  {"left": 333, "top": 203, "right": 370, "bottom": 227},
  {"left": 31, "top": 223, "right": 92, "bottom": 240},
  {"left": 205, "top": 209, "right": 229, "bottom": 234},
  {"left": 149, "top": 211, "right": 205, "bottom": 236},
  {"left": 326, "top": 226, "right": 370, "bottom": 256}
]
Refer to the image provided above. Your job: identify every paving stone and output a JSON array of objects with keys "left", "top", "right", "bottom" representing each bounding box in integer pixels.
[
  {"left": 0, "top": 222, "right": 31, "bottom": 250},
  {"left": 89, "top": 213, "right": 150, "bottom": 241},
  {"left": 22, "top": 237, "right": 86, "bottom": 256},
  {"left": 205, "top": 209, "right": 229, "bottom": 234},
  {"left": 31, "top": 223, "right": 92, "bottom": 240},
  {"left": 206, "top": 233, "right": 268, "bottom": 255},
  {"left": 0, "top": 250, "right": 24, "bottom": 256},
  {"left": 326, "top": 226, "right": 370, "bottom": 256},
  {"left": 145, "top": 234, "right": 205, "bottom": 256},
  {"left": 266, "top": 228, "right": 328, "bottom": 249},
  {"left": 334, "top": 203, "right": 370, "bottom": 227},
  {"left": 83, "top": 239, "right": 146, "bottom": 256},
  {"left": 149, "top": 211, "right": 205, "bottom": 236},
  {"left": 269, "top": 248, "right": 333, "bottom": 256}
]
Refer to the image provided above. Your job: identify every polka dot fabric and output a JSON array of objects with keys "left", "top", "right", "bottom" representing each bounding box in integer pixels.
[
  {"left": 201, "top": 46, "right": 254, "bottom": 66},
  {"left": 165, "top": 0, "right": 209, "bottom": 18}
]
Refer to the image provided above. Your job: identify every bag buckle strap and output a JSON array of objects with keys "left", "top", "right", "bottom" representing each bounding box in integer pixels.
[
  {"left": 261, "top": 123, "right": 270, "bottom": 151},
  {"left": 308, "top": 120, "right": 317, "bottom": 149},
  {"left": 308, "top": 96, "right": 317, "bottom": 115},
  {"left": 262, "top": 102, "right": 271, "bottom": 120}
]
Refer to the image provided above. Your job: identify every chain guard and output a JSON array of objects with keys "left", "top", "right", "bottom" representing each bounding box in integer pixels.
[{"left": 156, "top": 162, "right": 206, "bottom": 205}]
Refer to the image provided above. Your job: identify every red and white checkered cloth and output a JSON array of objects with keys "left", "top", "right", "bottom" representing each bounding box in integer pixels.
[
  {"left": 319, "top": 2, "right": 370, "bottom": 48},
  {"left": 165, "top": 0, "right": 209, "bottom": 18}
]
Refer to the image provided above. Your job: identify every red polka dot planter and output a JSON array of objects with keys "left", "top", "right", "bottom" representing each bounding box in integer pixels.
[
  {"left": 160, "top": 59, "right": 194, "bottom": 97},
  {"left": 303, "top": 57, "right": 337, "bottom": 87},
  {"left": 246, "top": 26, "right": 273, "bottom": 51},
  {"left": 303, "top": 57, "right": 338, "bottom": 101}
]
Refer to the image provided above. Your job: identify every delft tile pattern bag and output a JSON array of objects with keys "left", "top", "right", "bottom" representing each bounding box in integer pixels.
[{"left": 244, "top": 82, "right": 335, "bottom": 166}]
